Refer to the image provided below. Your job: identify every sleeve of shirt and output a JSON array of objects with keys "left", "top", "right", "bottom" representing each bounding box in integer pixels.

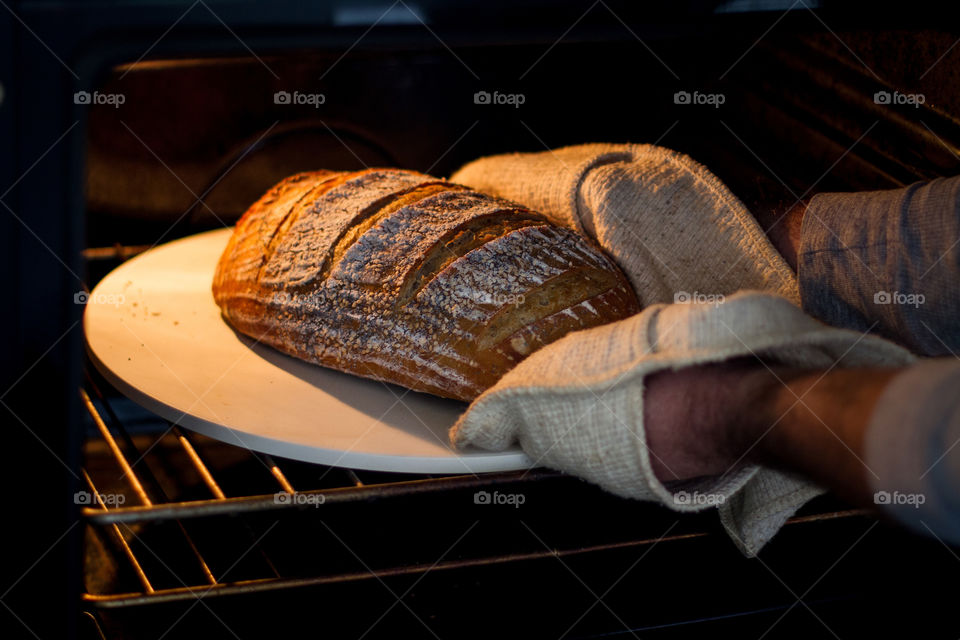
[
  {"left": 798, "top": 176, "right": 960, "bottom": 356},
  {"left": 865, "top": 358, "right": 960, "bottom": 545}
]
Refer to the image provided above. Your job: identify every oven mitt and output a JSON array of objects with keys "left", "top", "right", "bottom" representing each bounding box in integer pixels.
[
  {"left": 450, "top": 143, "right": 800, "bottom": 309},
  {"left": 450, "top": 143, "right": 912, "bottom": 555},
  {"left": 451, "top": 292, "right": 916, "bottom": 556}
]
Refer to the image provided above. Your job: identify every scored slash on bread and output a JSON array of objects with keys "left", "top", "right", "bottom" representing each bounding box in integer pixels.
[{"left": 213, "top": 168, "right": 640, "bottom": 402}]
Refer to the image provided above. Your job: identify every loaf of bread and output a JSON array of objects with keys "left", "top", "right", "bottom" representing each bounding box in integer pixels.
[{"left": 213, "top": 168, "right": 640, "bottom": 402}]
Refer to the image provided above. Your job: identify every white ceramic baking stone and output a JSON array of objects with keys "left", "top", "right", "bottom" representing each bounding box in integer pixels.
[{"left": 84, "top": 228, "right": 533, "bottom": 474}]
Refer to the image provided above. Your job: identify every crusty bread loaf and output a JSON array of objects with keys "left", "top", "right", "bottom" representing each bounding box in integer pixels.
[{"left": 213, "top": 168, "right": 640, "bottom": 402}]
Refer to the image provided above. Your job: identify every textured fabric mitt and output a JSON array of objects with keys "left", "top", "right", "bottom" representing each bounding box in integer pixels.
[
  {"left": 450, "top": 144, "right": 914, "bottom": 555},
  {"left": 451, "top": 143, "right": 799, "bottom": 309},
  {"left": 452, "top": 292, "right": 916, "bottom": 555}
]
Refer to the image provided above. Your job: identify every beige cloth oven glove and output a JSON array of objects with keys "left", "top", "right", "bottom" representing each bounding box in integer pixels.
[
  {"left": 451, "top": 143, "right": 800, "bottom": 309},
  {"left": 452, "top": 292, "right": 916, "bottom": 555},
  {"left": 450, "top": 144, "right": 916, "bottom": 555}
]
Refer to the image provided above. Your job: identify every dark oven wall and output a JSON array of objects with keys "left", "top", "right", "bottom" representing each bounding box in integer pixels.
[{"left": 84, "top": 18, "right": 960, "bottom": 257}]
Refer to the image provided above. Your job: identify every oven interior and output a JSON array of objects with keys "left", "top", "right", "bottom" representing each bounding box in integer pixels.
[{"left": 5, "top": 3, "right": 960, "bottom": 638}]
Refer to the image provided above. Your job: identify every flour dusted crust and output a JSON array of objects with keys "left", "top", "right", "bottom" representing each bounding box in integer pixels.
[{"left": 213, "top": 168, "right": 640, "bottom": 402}]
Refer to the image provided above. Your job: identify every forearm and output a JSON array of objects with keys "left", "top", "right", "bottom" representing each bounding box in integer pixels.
[
  {"left": 645, "top": 359, "right": 902, "bottom": 507},
  {"left": 737, "top": 367, "right": 902, "bottom": 508}
]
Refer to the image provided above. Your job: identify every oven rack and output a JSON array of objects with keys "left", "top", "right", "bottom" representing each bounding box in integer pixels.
[{"left": 79, "top": 366, "right": 865, "bottom": 611}]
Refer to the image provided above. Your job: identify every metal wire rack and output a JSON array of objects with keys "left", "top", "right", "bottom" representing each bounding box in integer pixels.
[{"left": 79, "top": 365, "right": 867, "bottom": 611}]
